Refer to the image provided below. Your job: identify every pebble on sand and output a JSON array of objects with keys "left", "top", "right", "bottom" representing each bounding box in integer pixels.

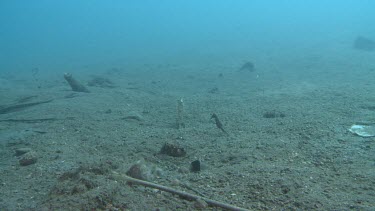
[{"left": 19, "top": 151, "right": 38, "bottom": 166}]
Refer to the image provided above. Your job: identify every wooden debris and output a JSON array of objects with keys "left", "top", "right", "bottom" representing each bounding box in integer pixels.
[
  {"left": 0, "top": 100, "right": 53, "bottom": 115},
  {"left": 0, "top": 118, "right": 57, "bottom": 123},
  {"left": 112, "top": 171, "right": 250, "bottom": 211}
]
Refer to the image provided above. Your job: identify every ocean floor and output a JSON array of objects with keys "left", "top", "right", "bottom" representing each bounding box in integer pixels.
[{"left": 0, "top": 61, "right": 374, "bottom": 210}]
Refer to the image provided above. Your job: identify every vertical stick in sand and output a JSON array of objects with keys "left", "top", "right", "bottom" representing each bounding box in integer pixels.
[{"left": 176, "top": 98, "right": 185, "bottom": 129}]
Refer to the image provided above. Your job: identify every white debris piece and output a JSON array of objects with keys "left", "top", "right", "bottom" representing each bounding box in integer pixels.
[{"left": 349, "top": 124, "right": 375, "bottom": 137}]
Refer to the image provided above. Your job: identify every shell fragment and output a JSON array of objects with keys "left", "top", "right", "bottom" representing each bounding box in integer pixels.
[{"left": 349, "top": 125, "right": 375, "bottom": 137}]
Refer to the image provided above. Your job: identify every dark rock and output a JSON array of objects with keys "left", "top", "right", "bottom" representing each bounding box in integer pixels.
[
  {"left": 190, "top": 160, "right": 201, "bottom": 172},
  {"left": 353, "top": 36, "right": 375, "bottom": 51},
  {"left": 19, "top": 151, "right": 38, "bottom": 166},
  {"left": 160, "top": 143, "right": 186, "bottom": 157},
  {"left": 126, "top": 160, "right": 162, "bottom": 181},
  {"left": 126, "top": 163, "right": 145, "bottom": 180},
  {"left": 239, "top": 61, "right": 256, "bottom": 72}
]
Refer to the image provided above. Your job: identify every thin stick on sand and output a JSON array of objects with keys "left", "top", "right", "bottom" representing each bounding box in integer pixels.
[{"left": 112, "top": 171, "right": 250, "bottom": 211}]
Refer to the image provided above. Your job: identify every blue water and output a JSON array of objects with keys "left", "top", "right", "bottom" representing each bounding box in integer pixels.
[{"left": 1, "top": 0, "right": 374, "bottom": 73}]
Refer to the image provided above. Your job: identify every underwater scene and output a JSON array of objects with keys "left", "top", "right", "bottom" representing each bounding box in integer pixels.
[{"left": 0, "top": 0, "right": 374, "bottom": 210}]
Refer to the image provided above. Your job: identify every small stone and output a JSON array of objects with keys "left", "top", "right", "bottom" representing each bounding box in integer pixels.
[
  {"left": 194, "top": 198, "right": 208, "bottom": 209},
  {"left": 159, "top": 142, "right": 186, "bottom": 157},
  {"left": 126, "top": 160, "right": 155, "bottom": 181},
  {"left": 190, "top": 160, "right": 201, "bottom": 172},
  {"left": 15, "top": 148, "right": 32, "bottom": 156},
  {"left": 19, "top": 151, "right": 38, "bottom": 166},
  {"left": 239, "top": 61, "right": 255, "bottom": 72}
]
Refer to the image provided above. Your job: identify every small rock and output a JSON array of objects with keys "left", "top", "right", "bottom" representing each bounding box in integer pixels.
[
  {"left": 15, "top": 147, "right": 32, "bottom": 156},
  {"left": 19, "top": 151, "right": 38, "bottom": 166},
  {"left": 194, "top": 198, "right": 208, "bottom": 209},
  {"left": 190, "top": 160, "right": 201, "bottom": 172},
  {"left": 239, "top": 61, "right": 256, "bottom": 72},
  {"left": 126, "top": 160, "right": 158, "bottom": 181},
  {"left": 354, "top": 36, "right": 375, "bottom": 51},
  {"left": 160, "top": 142, "right": 186, "bottom": 157}
]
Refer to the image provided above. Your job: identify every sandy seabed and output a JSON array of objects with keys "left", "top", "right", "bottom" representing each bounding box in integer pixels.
[{"left": 0, "top": 59, "right": 374, "bottom": 210}]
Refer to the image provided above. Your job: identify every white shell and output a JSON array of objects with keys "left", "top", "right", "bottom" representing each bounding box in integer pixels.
[{"left": 349, "top": 125, "right": 375, "bottom": 137}]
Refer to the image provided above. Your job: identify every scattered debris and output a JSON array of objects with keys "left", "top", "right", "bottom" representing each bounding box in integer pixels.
[
  {"left": 211, "top": 113, "right": 229, "bottom": 135},
  {"left": 353, "top": 36, "right": 375, "bottom": 51},
  {"left": 87, "top": 76, "right": 115, "bottom": 88},
  {"left": 64, "top": 73, "right": 90, "bottom": 93},
  {"left": 349, "top": 124, "right": 375, "bottom": 137},
  {"left": 239, "top": 61, "right": 256, "bottom": 72},
  {"left": 159, "top": 142, "right": 186, "bottom": 157},
  {"left": 263, "top": 111, "right": 286, "bottom": 118},
  {"left": 0, "top": 99, "right": 53, "bottom": 115}
]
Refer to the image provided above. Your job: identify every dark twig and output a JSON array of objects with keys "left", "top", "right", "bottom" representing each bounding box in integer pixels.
[
  {"left": 0, "top": 100, "right": 53, "bottom": 114},
  {"left": 112, "top": 171, "right": 250, "bottom": 211}
]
